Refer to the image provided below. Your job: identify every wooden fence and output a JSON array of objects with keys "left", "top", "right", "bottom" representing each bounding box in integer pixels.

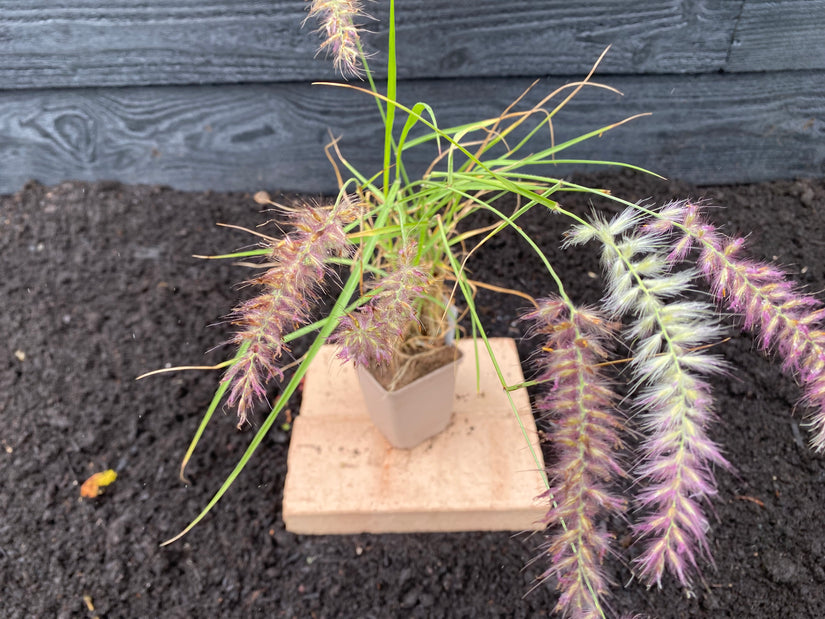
[{"left": 0, "top": 1, "right": 822, "bottom": 193}]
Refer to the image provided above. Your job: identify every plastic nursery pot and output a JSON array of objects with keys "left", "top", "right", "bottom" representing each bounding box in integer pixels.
[{"left": 356, "top": 348, "right": 463, "bottom": 449}]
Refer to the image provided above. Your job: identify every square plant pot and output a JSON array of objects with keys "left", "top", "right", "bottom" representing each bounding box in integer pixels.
[{"left": 356, "top": 349, "right": 462, "bottom": 449}]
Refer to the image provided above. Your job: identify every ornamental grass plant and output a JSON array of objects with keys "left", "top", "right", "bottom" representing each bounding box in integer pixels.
[{"left": 145, "top": 2, "right": 825, "bottom": 617}]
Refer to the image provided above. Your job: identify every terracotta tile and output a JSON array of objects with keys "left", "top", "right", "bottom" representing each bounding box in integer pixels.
[{"left": 283, "top": 338, "right": 547, "bottom": 534}]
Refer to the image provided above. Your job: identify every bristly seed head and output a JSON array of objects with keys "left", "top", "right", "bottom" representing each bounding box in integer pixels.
[
  {"left": 661, "top": 201, "right": 825, "bottom": 452},
  {"left": 586, "top": 206, "right": 729, "bottom": 589},
  {"left": 331, "top": 241, "right": 429, "bottom": 367},
  {"left": 524, "top": 298, "right": 626, "bottom": 619},
  {"left": 222, "top": 198, "right": 358, "bottom": 426},
  {"left": 304, "top": 0, "right": 368, "bottom": 78}
]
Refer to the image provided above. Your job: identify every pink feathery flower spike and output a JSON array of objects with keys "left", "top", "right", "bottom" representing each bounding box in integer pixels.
[
  {"left": 305, "top": 0, "right": 367, "bottom": 78},
  {"left": 572, "top": 208, "right": 729, "bottom": 588},
  {"left": 524, "top": 298, "right": 626, "bottom": 619},
  {"left": 332, "top": 241, "right": 428, "bottom": 367},
  {"left": 662, "top": 201, "right": 825, "bottom": 452},
  {"left": 223, "top": 199, "right": 357, "bottom": 426}
]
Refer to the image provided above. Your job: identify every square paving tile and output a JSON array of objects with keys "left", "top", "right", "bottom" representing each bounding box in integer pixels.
[{"left": 282, "top": 337, "right": 547, "bottom": 534}]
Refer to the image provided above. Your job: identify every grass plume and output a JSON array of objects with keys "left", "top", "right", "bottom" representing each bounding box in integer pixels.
[
  {"left": 223, "top": 197, "right": 359, "bottom": 426},
  {"left": 570, "top": 207, "right": 729, "bottom": 588},
  {"left": 524, "top": 298, "right": 626, "bottom": 618},
  {"left": 659, "top": 201, "right": 825, "bottom": 451},
  {"left": 304, "top": 0, "right": 368, "bottom": 78}
]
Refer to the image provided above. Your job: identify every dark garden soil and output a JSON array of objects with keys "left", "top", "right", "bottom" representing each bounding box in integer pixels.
[{"left": 2, "top": 171, "right": 825, "bottom": 618}]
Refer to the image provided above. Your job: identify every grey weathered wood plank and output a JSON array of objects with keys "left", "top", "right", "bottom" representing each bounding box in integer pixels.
[
  {"left": 0, "top": 71, "right": 821, "bottom": 194},
  {"left": 727, "top": 0, "right": 825, "bottom": 72},
  {"left": 0, "top": 1, "right": 317, "bottom": 89},
  {"left": 371, "top": 0, "right": 740, "bottom": 78},
  {"left": 0, "top": 0, "right": 746, "bottom": 89}
]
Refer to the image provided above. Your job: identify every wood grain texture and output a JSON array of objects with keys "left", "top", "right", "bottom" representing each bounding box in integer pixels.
[
  {"left": 1, "top": 71, "right": 821, "bottom": 195},
  {"left": 0, "top": 1, "right": 317, "bottom": 89},
  {"left": 727, "top": 0, "right": 825, "bottom": 71},
  {"left": 0, "top": 0, "right": 748, "bottom": 89},
  {"left": 368, "top": 0, "right": 741, "bottom": 78}
]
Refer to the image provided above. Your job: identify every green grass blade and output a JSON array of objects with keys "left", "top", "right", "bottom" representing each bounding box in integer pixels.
[
  {"left": 193, "top": 249, "right": 270, "bottom": 260},
  {"left": 178, "top": 341, "right": 250, "bottom": 483},
  {"left": 162, "top": 276, "right": 360, "bottom": 545},
  {"left": 382, "top": 0, "right": 397, "bottom": 193},
  {"left": 396, "top": 101, "right": 439, "bottom": 179}
]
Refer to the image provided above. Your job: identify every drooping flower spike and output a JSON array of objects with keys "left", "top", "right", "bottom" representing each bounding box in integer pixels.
[
  {"left": 223, "top": 198, "right": 358, "bottom": 426},
  {"left": 332, "top": 240, "right": 429, "bottom": 367},
  {"left": 569, "top": 209, "right": 729, "bottom": 588},
  {"left": 524, "top": 298, "right": 626, "bottom": 619},
  {"left": 657, "top": 201, "right": 825, "bottom": 451}
]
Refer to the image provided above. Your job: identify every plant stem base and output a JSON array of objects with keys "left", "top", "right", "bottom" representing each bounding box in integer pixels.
[{"left": 282, "top": 338, "right": 547, "bottom": 534}]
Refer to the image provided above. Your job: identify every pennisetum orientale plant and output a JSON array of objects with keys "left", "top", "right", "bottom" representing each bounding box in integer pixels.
[{"left": 139, "top": 2, "right": 825, "bottom": 617}]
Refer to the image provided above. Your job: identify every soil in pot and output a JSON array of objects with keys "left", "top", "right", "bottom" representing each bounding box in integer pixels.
[{"left": 367, "top": 341, "right": 460, "bottom": 392}]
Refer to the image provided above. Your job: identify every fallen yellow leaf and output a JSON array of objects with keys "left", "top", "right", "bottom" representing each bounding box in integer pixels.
[{"left": 80, "top": 469, "right": 117, "bottom": 498}]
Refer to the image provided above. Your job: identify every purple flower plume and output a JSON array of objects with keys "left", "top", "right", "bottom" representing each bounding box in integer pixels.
[
  {"left": 524, "top": 298, "right": 626, "bottom": 619},
  {"left": 304, "top": 0, "right": 367, "bottom": 78},
  {"left": 331, "top": 241, "right": 429, "bottom": 367},
  {"left": 223, "top": 198, "right": 359, "bottom": 426},
  {"left": 332, "top": 304, "right": 391, "bottom": 367},
  {"left": 570, "top": 210, "right": 729, "bottom": 588},
  {"left": 659, "top": 201, "right": 825, "bottom": 451}
]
